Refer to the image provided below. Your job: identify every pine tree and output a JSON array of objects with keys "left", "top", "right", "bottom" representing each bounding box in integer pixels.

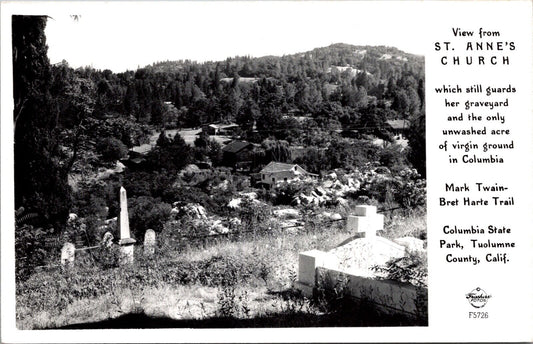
[{"left": 13, "top": 15, "right": 71, "bottom": 227}]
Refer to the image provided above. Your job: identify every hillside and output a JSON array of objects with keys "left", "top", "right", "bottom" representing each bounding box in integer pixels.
[
  {"left": 15, "top": 18, "right": 427, "bottom": 329},
  {"left": 147, "top": 43, "right": 424, "bottom": 80}
]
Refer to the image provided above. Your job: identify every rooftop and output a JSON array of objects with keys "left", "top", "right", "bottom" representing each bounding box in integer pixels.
[
  {"left": 260, "top": 161, "right": 301, "bottom": 173},
  {"left": 207, "top": 123, "right": 240, "bottom": 130},
  {"left": 222, "top": 140, "right": 252, "bottom": 153},
  {"left": 386, "top": 119, "right": 410, "bottom": 130}
]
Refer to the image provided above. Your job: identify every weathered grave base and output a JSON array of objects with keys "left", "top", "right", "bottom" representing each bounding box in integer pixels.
[
  {"left": 296, "top": 249, "right": 426, "bottom": 318},
  {"left": 316, "top": 267, "right": 427, "bottom": 318},
  {"left": 119, "top": 238, "right": 136, "bottom": 265}
]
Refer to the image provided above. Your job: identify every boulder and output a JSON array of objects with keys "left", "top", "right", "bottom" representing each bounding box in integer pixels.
[
  {"left": 273, "top": 208, "right": 300, "bottom": 218},
  {"left": 209, "top": 219, "right": 230, "bottom": 234},
  {"left": 227, "top": 194, "right": 262, "bottom": 209},
  {"left": 240, "top": 191, "right": 258, "bottom": 199},
  {"left": 213, "top": 179, "right": 230, "bottom": 191},
  {"left": 330, "top": 213, "right": 343, "bottom": 221},
  {"left": 322, "top": 180, "right": 334, "bottom": 188},
  {"left": 337, "top": 198, "right": 349, "bottom": 209},
  {"left": 228, "top": 198, "right": 242, "bottom": 209},
  {"left": 315, "top": 186, "right": 327, "bottom": 196},
  {"left": 299, "top": 194, "right": 313, "bottom": 205},
  {"left": 325, "top": 172, "right": 337, "bottom": 180},
  {"left": 228, "top": 217, "right": 242, "bottom": 228},
  {"left": 180, "top": 203, "right": 208, "bottom": 219},
  {"left": 394, "top": 237, "right": 426, "bottom": 253}
]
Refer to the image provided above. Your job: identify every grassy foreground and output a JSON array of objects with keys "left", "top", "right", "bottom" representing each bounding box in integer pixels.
[{"left": 16, "top": 211, "right": 426, "bottom": 329}]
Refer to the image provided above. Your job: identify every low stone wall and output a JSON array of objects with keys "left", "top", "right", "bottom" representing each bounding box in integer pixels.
[
  {"left": 316, "top": 267, "right": 427, "bottom": 318},
  {"left": 296, "top": 249, "right": 427, "bottom": 318}
]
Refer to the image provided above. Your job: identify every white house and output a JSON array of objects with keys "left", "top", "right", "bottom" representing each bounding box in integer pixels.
[{"left": 259, "top": 162, "right": 316, "bottom": 187}]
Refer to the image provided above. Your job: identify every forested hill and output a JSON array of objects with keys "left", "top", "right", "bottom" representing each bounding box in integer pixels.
[
  {"left": 147, "top": 43, "right": 423, "bottom": 79},
  {"left": 14, "top": 15, "right": 425, "bottom": 230},
  {"left": 131, "top": 43, "right": 425, "bottom": 129}
]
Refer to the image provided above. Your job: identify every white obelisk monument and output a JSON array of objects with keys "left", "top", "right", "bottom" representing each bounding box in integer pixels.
[{"left": 118, "top": 186, "right": 136, "bottom": 264}]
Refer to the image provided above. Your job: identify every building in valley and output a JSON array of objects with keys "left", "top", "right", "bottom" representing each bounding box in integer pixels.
[{"left": 258, "top": 161, "right": 317, "bottom": 188}]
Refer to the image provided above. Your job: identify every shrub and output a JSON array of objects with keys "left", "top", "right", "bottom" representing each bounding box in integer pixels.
[
  {"left": 373, "top": 251, "right": 428, "bottom": 288},
  {"left": 356, "top": 167, "right": 426, "bottom": 212},
  {"left": 238, "top": 197, "right": 271, "bottom": 235},
  {"left": 15, "top": 224, "right": 47, "bottom": 282},
  {"left": 378, "top": 144, "right": 409, "bottom": 172},
  {"left": 97, "top": 137, "right": 128, "bottom": 162},
  {"left": 128, "top": 196, "right": 172, "bottom": 239},
  {"left": 271, "top": 181, "right": 314, "bottom": 206},
  {"left": 216, "top": 286, "right": 250, "bottom": 318},
  {"left": 146, "top": 133, "right": 191, "bottom": 172},
  {"left": 392, "top": 169, "right": 426, "bottom": 212}
]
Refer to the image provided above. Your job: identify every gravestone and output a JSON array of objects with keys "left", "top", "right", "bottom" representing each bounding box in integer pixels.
[
  {"left": 67, "top": 213, "right": 78, "bottom": 223},
  {"left": 297, "top": 205, "right": 405, "bottom": 287},
  {"left": 144, "top": 229, "right": 156, "bottom": 255},
  {"left": 61, "top": 242, "right": 76, "bottom": 265},
  {"left": 295, "top": 205, "right": 425, "bottom": 317},
  {"left": 102, "top": 232, "right": 114, "bottom": 248},
  {"left": 346, "top": 205, "right": 384, "bottom": 238},
  {"left": 118, "top": 186, "right": 136, "bottom": 264}
]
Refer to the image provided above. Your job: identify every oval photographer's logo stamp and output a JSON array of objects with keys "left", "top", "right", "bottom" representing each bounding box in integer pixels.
[{"left": 466, "top": 287, "right": 492, "bottom": 308}]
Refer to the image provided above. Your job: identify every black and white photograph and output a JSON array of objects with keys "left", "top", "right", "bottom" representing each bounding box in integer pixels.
[
  {"left": 2, "top": 1, "right": 532, "bottom": 342},
  {"left": 10, "top": 2, "right": 427, "bottom": 330}
]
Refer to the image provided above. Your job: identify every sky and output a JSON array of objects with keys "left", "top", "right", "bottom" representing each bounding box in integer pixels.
[{"left": 43, "top": 1, "right": 428, "bottom": 72}]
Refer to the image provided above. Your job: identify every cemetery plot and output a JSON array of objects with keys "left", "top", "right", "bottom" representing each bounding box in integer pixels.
[{"left": 296, "top": 206, "right": 427, "bottom": 319}]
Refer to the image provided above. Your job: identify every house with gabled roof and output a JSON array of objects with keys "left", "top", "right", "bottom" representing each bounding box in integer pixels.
[
  {"left": 202, "top": 123, "right": 240, "bottom": 136},
  {"left": 385, "top": 119, "right": 410, "bottom": 138},
  {"left": 221, "top": 140, "right": 255, "bottom": 170},
  {"left": 258, "top": 162, "right": 317, "bottom": 188}
]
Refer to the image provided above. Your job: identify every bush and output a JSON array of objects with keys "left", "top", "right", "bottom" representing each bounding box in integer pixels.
[
  {"left": 217, "top": 286, "right": 251, "bottom": 318},
  {"left": 373, "top": 251, "right": 428, "bottom": 288},
  {"left": 393, "top": 169, "right": 426, "bottom": 211},
  {"left": 378, "top": 144, "right": 409, "bottom": 172},
  {"left": 15, "top": 223, "right": 47, "bottom": 282},
  {"left": 356, "top": 168, "right": 425, "bottom": 212},
  {"left": 97, "top": 137, "right": 128, "bottom": 162},
  {"left": 271, "top": 181, "right": 314, "bottom": 206},
  {"left": 146, "top": 133, "right": 191, "bottom": 172},
  {"left": 128, "top": 196, "right": 172, "bottom": 239},
  {"left": 238, "top": 197, "right": 271, "bottom": 235}
]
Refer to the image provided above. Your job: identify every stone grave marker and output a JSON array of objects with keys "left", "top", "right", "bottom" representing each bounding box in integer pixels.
[
  {"left": 61, "top": 242, "right": 76, "bottom": 265},
  {"left": 102, "top": 232, "right": 114, "bottom": 248},
  {"left": 144, "top": 229, "right": 156, "bottom": 255},
  {"left": 345, "top": 205, "right": 384, "bottom": 238},
  {"left": 118, "top": 186, "right": 136, "bottom": 264},
  {"left": 297, "top": 204, "right": 405, "bottom": 289}
]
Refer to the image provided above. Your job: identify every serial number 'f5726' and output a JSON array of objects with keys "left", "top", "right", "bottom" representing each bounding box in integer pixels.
[{"left": 469, "top": 311, "right": 489, "bottom": 319}]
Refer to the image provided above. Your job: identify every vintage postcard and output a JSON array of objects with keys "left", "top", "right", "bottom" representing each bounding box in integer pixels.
[{"left": 1, "top": 1, "right": 531, "bottom": 342}]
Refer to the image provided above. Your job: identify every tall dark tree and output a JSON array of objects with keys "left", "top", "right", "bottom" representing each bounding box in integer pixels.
[
  {"left": 406, "top": 111, "right": 426, "bottom": 177},
  {"left": 13, "top": 15, "right": 71, "bottom": 226}
]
